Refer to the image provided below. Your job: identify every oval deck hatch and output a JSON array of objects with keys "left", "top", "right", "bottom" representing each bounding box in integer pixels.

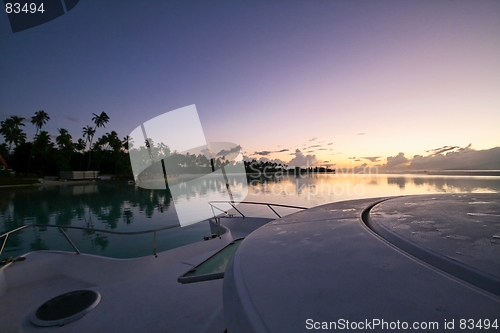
[{"left": 31, "top": 290, "right": 101, "bottom": 327}]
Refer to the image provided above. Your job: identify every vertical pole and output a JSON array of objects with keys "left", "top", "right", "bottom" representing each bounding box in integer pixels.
[
  {"left": 221, "top": 166, "right": 235, "bottom": 204},
  {"left": 0, "top": 234, "right": 9, "bottom": 257},
  {"left": 58, "top": 227, "right": 81, "bottom": 254},
  {"left": 161, "top": 159, "right": 169, "bottom": 189},
  {"left": 267, "top": 204, "right": 281, "bottom": 218}
]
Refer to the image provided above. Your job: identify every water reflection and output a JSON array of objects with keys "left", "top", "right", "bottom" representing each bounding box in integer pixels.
[
  {"left": 0, "top": 182, "right": 178, "bottom": 259},
  {"left": 243, "top": 174, "right": 500, "bottom": 209},
  {"left": 1, "top": 174, "right": 499, "bottom": 259},
  {"left": 408, "top": 176, "right": 500, "bottom": 193},
  {"left": 388, "top": 175, "right": 500, "bottom": 193},
  {"left": 388, "top": 177, "right": 406, "bottom": 189},
  {"left": 0, "top": 182, "right": 173, "bottom": 231}
]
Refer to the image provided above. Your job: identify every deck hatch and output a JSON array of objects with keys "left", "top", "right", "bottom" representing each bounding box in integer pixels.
[
  {"left": 30, "top": 290, "right": 101, "bottom": 327},
  {"left": 178, "top": 238, "right": 244, "bottom": 284}
]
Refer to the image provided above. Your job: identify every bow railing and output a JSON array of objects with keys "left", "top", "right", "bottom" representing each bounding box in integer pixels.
[
  {"left": 0, "top": 223, "right": 179, "bottom": 258},
  {"left": 1, "top": 201, "right": 308, "bottom": 260},
  {"left": 208, "top": 201, "right": 307, "bottom": 219}
]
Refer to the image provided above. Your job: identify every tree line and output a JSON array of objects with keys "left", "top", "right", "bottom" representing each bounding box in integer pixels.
[
  {"left": 0, "top": 111, "right": 335, "bottom": 179},
  {"left": 0, "top": 111, "right": 133, "bottom": 177}
]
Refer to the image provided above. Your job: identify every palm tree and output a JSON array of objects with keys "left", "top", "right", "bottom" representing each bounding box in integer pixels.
[
  {"left": 82, "top": 125, "right": 96, "bottom": 169},
  {"left": 92, "top": 111, "right": 110, "bottom": 130},
  {"left": 0, "top": 116, "right": 26, "bottom": 152},
  {"left": 75, "top": 138, "right": 87, "bottom": 170},
  {"left": 34, "top": 131, "right": 53, "bottom": 153},
  {"left": 86, "top": 112, "right": 109, "bottom": 170},
  {"left": 30, "top": 110, "right": 50, "bottom": 137},
  {"left": 82, "top": 125, "right": 95, "bottom": 147},
  {"left": 54, "top": 129, "right": 73, "bottom": 172},
  {"left": 30, "top": 130, "right": 53, "bottom": 172},
  {"left": 74, "top": 138, "right": 86, "bottom": 152},
  {"left": 56, "top": 128, "right": 73, "bottom": 151},
  {"left": 28, "top": 110, "right": 50, "bottom": 172},
  {"left": 95, "top": 133, "right": 110, "bottom": 170},
  {"left": 107, "top": 131, "right": 121, "bottom": 153},
  {"left": 122, "top": 136, "right": 131, "bottom": 152}
]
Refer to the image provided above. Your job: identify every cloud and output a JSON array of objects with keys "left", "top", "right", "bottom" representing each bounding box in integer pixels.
[
  {"left": 348, "top": 157, "right": 356, "bottom": 160},
  {"left": 258, "top": 157, "right": 288, "bottom": 164},
  {"left": 309, "top": 137, "right": 317, "bottom": 141},
  {"left": 356, "top": 133, "right": 365, "bottom": 136},
  {"left": 305, "top": 144, "right": 321, "bottom": 149},
  {"left": 215, "top": 145, "right": 242, "bottom": 158},
  {"left": 327, "top": 143, "right": 333, "bottom": 146},
  {"left": 380, "top": 145, "right": 500, "bottom": 170},
  {"left": 275, "top": 148, "right": 289, "bottom": 153},
  {"left": 254, "top": 150, "right": 271, "bottom": 156},
  {"left": 66, "top": 117, "right": 78, "bottom": 122},
  {"left": 382, "top": 152, "right": 410, "bottom": 169},
  {"left": 287, "top": 149, "right": 319, "bottom": 167},
  {"left": 425, "top": 145, "right": 460, "bottom": 156},
  {"left": 243, "top": 155, "right": 288, "bottom": 165},
  {"left": 200, "top": 148, "right": 212, "bottom": 157},
  {"left": 362, "top": 156, "right": 381, "bottom": 162},
  {"left": 409, "top": 145, "right": 500, "bottom": 170}
]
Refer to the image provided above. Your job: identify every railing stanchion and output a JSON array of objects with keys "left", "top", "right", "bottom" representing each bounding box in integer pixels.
[
  {"left": 208, "top": 202, "right": 229, "bottom": 216},
  {"left": 229, "top": 203, "right": 245, "bottom": 218},
  {"left": 211, "top": 205, "right": 216, "bottom": 219},
  {"left": 0, "top": 234, "right": 9, "bottom": 257},
  {"left": 58, "top": 227, "right": 80, "bottom": 254},
  {"left": 267, "top": 204, "right": 281, "bottom": 218},
  {"left": 0, "top": 225, "right": 30, "bottom": 257}
]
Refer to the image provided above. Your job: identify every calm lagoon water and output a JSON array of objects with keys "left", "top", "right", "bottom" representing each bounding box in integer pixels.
[{"left": 1, "top": 174, "right": 499, "bottom": 259}]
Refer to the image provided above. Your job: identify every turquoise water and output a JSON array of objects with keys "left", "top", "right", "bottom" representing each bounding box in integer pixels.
[
  {"left": 1, "top": 174, "right": 499, "bottom": 259},
  {"left": 0, "top": 182, "right": 211, "bottom": 259}
]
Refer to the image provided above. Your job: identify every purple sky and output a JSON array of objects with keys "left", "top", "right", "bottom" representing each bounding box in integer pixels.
[{"left": 1, "top": 1, "right": 499, "bottom": 169}]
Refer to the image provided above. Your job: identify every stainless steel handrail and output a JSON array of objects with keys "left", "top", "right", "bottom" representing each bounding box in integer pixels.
[
  {"left": 208, "top": 201, "right": 307, "bottom": 219},
  {"left": 0, "top": 223, "right": 180, "bottom": 258},
  {"left": 1, "top": 201, "right": 308, "bottom": 258},
  {"left": 0, "top": 225, "right": 30, "bottom": 257}
]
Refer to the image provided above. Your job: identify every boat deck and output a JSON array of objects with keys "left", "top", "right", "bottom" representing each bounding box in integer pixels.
[
  {"left": 224, "top": 194, "right": 500, "bottom": 332},
  {"left": 1, "top": 195, "right": 499, "bottom": 332},
  {"left": 0, "top": 217, "right": 271, "bottom": 333}
]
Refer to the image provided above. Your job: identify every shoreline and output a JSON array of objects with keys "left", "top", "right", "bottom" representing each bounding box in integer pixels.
[
  {"left": 1, "top": 170, "right": 499, "bottom": 189},
  {"left": 0, "top": 179, "right": 102, "bottom": 189},
  {"left": 381, "top": 170, "right": 500, "bottom": 176}
]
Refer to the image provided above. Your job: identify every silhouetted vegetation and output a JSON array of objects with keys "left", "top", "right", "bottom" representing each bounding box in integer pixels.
[
  {"left": 244, "top": 160, "right": 335, "bottom": 176},
  {"left": 0, "top": 111, "right": 335, "bottom": 181},
  {"left": 0, "top": 112, "right": 133, "bottom": 179}
]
